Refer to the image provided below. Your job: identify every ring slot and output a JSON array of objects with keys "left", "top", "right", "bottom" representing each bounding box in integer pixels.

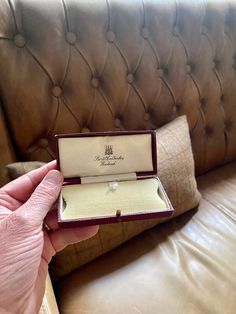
[
  {"left": 116, "top": 209, "right": 121, "bottom": 217},
  {"left": 62, "top": 196, "right": 67, "bottom": 212}
]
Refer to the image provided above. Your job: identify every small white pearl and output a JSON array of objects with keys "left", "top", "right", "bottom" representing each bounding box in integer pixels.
[{"left": 108, "top": 181, "right": 118, "bottom": 191}]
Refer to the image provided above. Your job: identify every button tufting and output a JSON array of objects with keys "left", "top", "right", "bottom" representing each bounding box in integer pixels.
[
  {"left": 157, "top": 68, "right": 164, "bottom": 77},
  {"left": 200, "top": 98, "right": 206, "bottom": 108},
  {"left": 172, "top": 106, "right": 177, "bottom": 115},
  {"left": 91, "top": 77, "right": 99, "bottom": 88},
  {"left": 66, "top": 32, "right": 77, "bottom": 44},
  {"left": 205, "top": 126, "right": 213, "bottom": 136},
  {"left": 186, "top": 64, "right": 192, "bottom": 74},
  {"left": 114, "top": 118, "right": 121, "bottom": 127},
  {"left": 220, "top": 94, "right": 224, "bottom": 102},
  {"left": 106, "top": 31, "right": 115, "bottom": 43},
  {"left": 14, "top": 34, "right": 26, "bottom": 48},
  {"left": 176, "top": 103, "right": 182, "bottom": 111},
  {"left": 163, "top": 66, "right": 169, "bottom": 76},
  {"left": 212, "top": 60, "right": 216, "bottom": 70},
  {"left": 173, "top": 26, "right": 179, "bottom": 36},
  {"left": 52, "top": 86, "right": 62, "bottom": 97},
  {"left": 127, "top": 73, "right": 134, "bottom": 84},
  {"left": 142, "top": 27, "right": 149, "bottom": 39},
  {"left": 225, "top": 120, "right": 232, "bottom": 132},
  {"left": 216, "top": 59, "right": 220, "bottom": 69},
  {"left": 38, "top": 138, "right": 49, "bottom": 148},
  {"left": 144, "top": 112, "right": 150, "bottom": 121},
  {"left": 81, "top": 127, "right": 90, "bottom": 133}
]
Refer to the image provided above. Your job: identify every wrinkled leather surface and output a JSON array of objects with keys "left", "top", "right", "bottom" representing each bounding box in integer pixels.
[
  {"left": 57, "top": 161, "right": 236, "bottom": 314},
  {"left": 0, "top": 0, "right": 236, "bottom": 174}
]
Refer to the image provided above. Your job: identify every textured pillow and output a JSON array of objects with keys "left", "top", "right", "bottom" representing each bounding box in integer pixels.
[
  {"left": 6, "top": 161, "right": 46, "bottom": 179},
  {"left": 7, "top": 116, "right": 201, "bottom": 280}
]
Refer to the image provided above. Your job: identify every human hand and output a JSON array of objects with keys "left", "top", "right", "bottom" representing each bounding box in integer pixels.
[{"left": 0, "top": 161, "right": 99, "bottom": 314}]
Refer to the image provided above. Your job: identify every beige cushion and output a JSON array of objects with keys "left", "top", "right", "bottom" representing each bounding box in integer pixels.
[{"left": 7, "top": 116, "right": 201, "bottom": 280}]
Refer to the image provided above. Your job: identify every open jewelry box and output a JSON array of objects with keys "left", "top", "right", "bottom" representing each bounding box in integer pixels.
[{"left": 55, "top": 131, "right": 174, "bottom": 227}]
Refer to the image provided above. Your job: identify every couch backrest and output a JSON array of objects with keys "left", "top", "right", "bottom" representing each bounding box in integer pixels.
[{"left": 0, "top": 0, "right": 236, "bottom": 175}]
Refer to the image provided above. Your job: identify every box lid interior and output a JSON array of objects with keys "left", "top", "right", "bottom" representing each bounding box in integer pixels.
[{"left": 56, "top": 131, "right": 157, "bottom": 180}]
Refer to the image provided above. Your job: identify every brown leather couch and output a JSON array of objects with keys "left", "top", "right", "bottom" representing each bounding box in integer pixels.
[{"left": 1, "top": 0, "right": 236, "bottom": 313}]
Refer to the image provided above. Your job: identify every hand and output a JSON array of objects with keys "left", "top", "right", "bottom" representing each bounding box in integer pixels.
[{"left": 0, "top": 161, "right": 99, "bottom": 314}]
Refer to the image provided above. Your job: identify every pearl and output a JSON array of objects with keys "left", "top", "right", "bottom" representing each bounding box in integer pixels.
[{"left": 108, "top": 181, "right": 118, "bottom": 191}]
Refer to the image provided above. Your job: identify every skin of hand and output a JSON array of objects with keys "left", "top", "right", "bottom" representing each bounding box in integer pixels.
[{"left": 0, "top": 161, "right": 99, "bottom": 314}]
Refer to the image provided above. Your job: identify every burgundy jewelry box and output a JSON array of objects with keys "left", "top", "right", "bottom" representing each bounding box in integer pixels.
[{"left": 55, "top": 131, "right": 174, "bottom": 227}]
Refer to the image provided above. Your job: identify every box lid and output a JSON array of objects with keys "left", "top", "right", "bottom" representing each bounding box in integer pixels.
[{"left": 55, "top": 131, "right": 157, "bottom": 181}]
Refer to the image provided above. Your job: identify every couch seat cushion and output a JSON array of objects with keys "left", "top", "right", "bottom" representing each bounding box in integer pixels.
[{"left": 56, "top": 162, "right": 236, "bottom": 314}]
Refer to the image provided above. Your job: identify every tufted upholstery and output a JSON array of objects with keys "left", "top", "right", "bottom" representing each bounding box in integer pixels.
[{"left": 0, "top": 0, "right": 236, "bottom": 175}]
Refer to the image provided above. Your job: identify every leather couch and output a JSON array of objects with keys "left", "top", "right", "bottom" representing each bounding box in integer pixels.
[{"left": 0, "top": 0, "right": 236, "bottom": 313}]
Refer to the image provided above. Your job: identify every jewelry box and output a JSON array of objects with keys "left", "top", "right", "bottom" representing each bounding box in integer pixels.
[{"left": 55, "top": 131, "right": 174, "bottom": 227}]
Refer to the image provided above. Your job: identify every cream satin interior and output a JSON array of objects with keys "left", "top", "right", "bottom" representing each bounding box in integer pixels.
[
  {"left": 60, "top": 178, "right": 169, "bottom": 220},
  {"left": 58, "top": 134, "right": 153, "bottom": 178}
]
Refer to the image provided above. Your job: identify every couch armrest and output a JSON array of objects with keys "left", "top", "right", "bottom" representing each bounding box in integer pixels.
[
  {"left": 0, "top": 105, "right": 16, "bottom": 187},
  {"left": 39, "top": 273, "right": 59, "bottom": 314}
]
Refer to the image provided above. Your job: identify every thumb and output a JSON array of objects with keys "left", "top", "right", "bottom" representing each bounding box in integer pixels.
[{"left": 20, "top": 170, "right": 63, "bottom": 223}]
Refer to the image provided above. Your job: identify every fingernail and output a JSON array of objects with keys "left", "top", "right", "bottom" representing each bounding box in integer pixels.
[{"left": 45, "top": 170, "right": 63, "bottom": 185}]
